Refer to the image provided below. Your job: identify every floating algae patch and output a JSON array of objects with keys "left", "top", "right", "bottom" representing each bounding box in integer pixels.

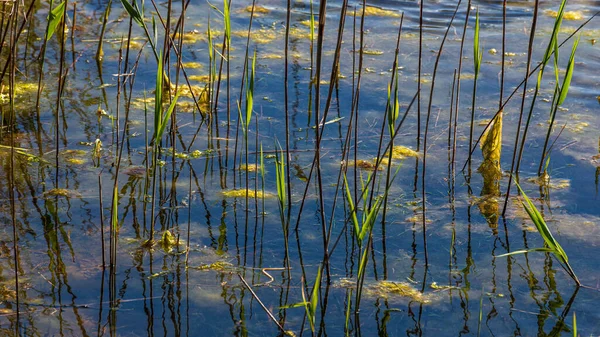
[
  {"left": 352, "top": 5, "right": 401, "bottom": 18},
  {"left": 335, "top": 278, "right": 433, "bottom": 303},
  {"left": 188, "top": 75, "right": 211, "bottom": 83},
  {"left": 251, "top": 28, "right": 279, "bottom": 44},
  {"left": 174, "top": 84, "right": 209, "bottom": 102},
  {"left": 174, "top": 30, "right": 207, "bottom": 44},
  {"left": 240, "top": 164, "right": 260, "bottom": 172},
  {"left": 131, "top": 96, "right": 155, "bottom": 109},
  {"left": 239, "top": 5, "right": 270, "bottom": 15},
  {"left": 123, "top": 165, "right": 147, "bottom": 178},
  {"left": 43, "top": 188, "right": 81, "bottom": 199},
  {"left": 65, "top": 158, "right": 86, "bottom": 165},
  {"left": 191, "top": 261, "right": 234, "bottom": 272},
  {"left": 222, "top": 189, "right": 273, "bottom": 198},
  {"left": 526, "top": 176, "right": 571, "bottom": 189},
  {"left": 158, "top": 230, "right": 179, "bottom": 253},
  {"left": 545, "top": 10, "right": 584, "bottom": 20},
  {"left": 181, "top": 62, "right": 203, "bottom": 70},
  {"left": 13, "top": 82, "right": 38, "bottom": 95},
  {"left": 386, "top": 146, "right": 420, "bottom": 159},
  {"left": 358, "top": 49, "right": 384, "bottom": 56},
  {"left": 289, "top": 27, "right": 314, "bottom": 40},
  {"left": 260, "top": 53, "right": 283, "bottom": 60},
  {"left": 62, "top": 149, "right": 88, "bottom": 165},
  {"left": 567, "top": 121, "right": 590, "bottom": 133},
  {"left": 348, "top": 159, "right": 383, "bottom": 171}
]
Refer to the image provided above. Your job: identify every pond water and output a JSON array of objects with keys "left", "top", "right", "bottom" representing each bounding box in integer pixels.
[{"left": 1, "top": 0, "right": 599, "bottom": 335}]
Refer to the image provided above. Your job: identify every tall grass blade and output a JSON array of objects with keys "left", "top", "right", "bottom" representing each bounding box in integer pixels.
[
  {"left": 473, "top": 9, "right": 482, "bottom": 76},
  {"left": 47, "top": 2, "right": 66, "bottom": 41},
  {"left": 245, "top": 50, "right": 256, "bottom": 130},
  {"left": 498, "top": 182, "right": 580, "bottom": 285},
  {"left": 558, "top": 36, "right": 579, "bottom": 105},
  {"left": 120, "top": 0, "right": 144, "bottom": 28}
]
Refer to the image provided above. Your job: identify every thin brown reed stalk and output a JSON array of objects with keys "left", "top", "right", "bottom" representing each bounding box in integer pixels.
[
  {"left": 422, "top": 0, "right": 463, "bottom": 268},
  {"left": 8, "top": 0, "right": 20, "bottom": 330}
]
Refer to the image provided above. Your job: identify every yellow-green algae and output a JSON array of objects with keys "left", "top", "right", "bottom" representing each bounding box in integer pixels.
[
  {"left": 240, "top": 164, "right": 260, "bottom": 172},
  {"left": 545, "top": 10, "right": 584, "bottom": 20},
  {"left": 359, "top": 49, "right": 384, "bottom": 56},
  {"left": 222, "top": 189, "right": 273, "bottom": 198},
  {"left": 188, "top": 75, "right": 211, "bottom": 83},
  {"left": 192, "top": 261, "right": 234, "bottom": 272},
  {"left": 241, "top": 5, "right": 270, "bottom": 15},
  {"left": 349, "top": 159, "right": 383, "bottom": 171},
  {"left": 386, "top": 145, "right": 420, "bottom": 159},
  {"left": 351, "top": 6, "right": 401, "bottom": 18},
  {"left": 43, "top": 188, "right": 81, "bottom": 198},
  {"left": 335, "top": 278, "right": 433, "bottom": 303},
  {"left": 181, "top": 62, "right": 203, "bottom": 70},
  {"left": 159, "top": 230, "right": 178, "bottom": 253},
  {"left": 260, "top": 53, "right": 283, "bottom": 60}
]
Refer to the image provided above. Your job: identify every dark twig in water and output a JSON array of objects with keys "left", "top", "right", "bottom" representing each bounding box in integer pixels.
[{"left": 238, "top": 274, "right": 288, "bottom": 334}]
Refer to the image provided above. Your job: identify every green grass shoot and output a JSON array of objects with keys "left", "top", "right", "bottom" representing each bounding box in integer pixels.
[
  {"left": 497, "top": 182, "right": 580, "bottom": 285},
  {"left": 46, "top": 2, "right": 66, "bottom": 41}
]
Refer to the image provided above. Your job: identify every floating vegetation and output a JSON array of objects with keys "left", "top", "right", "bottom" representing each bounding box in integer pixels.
[
  {"left": 240, "top": 164, "right": 260, "bottom": 172},
  {"left": 192, "top": 261, "right": 234, "bottom": 272},
  {"left": 566, "top": 121, "right": 590, "bottom": 133},
  {"left": 352, "top": 5, "right": 401, "bottom": 18},
  {"left": 65, "top": 158, "right": 86, "bottom": 165},
  {"left": 359, "top": 49, "right": 384, "bottom": 56},
  {"left": 526, "top": 176, "right": 571, "bottom": 189},
  {"left": 241, "top": 5, "right": 269, "bottom": 15},
  {"left": 250, "top": 28, "right": 278, "bottom": 44},
  {"left": 336, "top": 278, "right": 432, "bottom": 303},
  {"left": 289, "top": 27, "right": 314, "bottom": 40},
  {"left": 43, "top": 188, "right": 81, "bottom": 199},
  {"left": 545, "top": 10, "right": 584, "bottom": 20},
  {"left": 123, "top": 165, "right": 146, "bottom": 178},
  {"left": 62, "top": 149, "right": 87, "bottom": 165},
  {"left": 159, "top": 230, "right": 178, "bottom": 253},
  {"left": 386, "top": 146, "right": 420, "bottom": 159},
  {"left": 366, "top": 281, "right": 432, "bottom": 303},
  {"left": 93, "top": 139, "right": 102, "bottom": 159},
  {"left": 188, "top": 75, "right": 211, "bottom": 83},
  {"left": 174, "top": 31, "right": 204, "bottom": 43},
  {"left": 13, "top": 82, "right": 38, "bottom": 95},
  {"left": 222, "top": 189, "right": 273, "bottom": 198},
  {"left": 349, "top": 159, "right": 383, "bottom": 171},
  {"left": 260, "top": 53, "right": 283, "bottom": 60},
  {"left": 181, "top": 62, "right": 203, "bottom": 70}
]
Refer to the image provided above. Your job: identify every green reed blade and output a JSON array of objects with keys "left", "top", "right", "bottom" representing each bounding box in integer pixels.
[
  {"left": 245, "top": 50, "right": 256, "bottom": 129},
  {"left": 496, "top": 247, "right": 553, "bottom": 258},
  {"left": 358, "top": 196, "right": 383, "bottom": 243},
  {"left": 473, "top": 9, "right": 482, "bottom": 76},
  {"left": 47, "top": 1, "right": 66, "bottom": 41},
  {"left": 156, "top": 91, "right": 181, "bottom": 143},
  {"left": 154, "top": 52, "right": 163, "bottom": 140},
  {"left": 558, "top": 35, "right": 580, "bottom": 106},
  {"left": 544, "top": 0, "right": 567, "bottom": 64},
  {"left": 343, "top": 174, "right": 360, "bottom": 239},
  {"left": 275, "top": 142, "right": 286, "bottom": 210},
  {"left": 516, "top": 183, "right": 566, "bottom": 259},
  {"left": 308, "top": 264, "right": 322, "bottom": 332},
  {"left": 223, "top": 0, "right": 231, "bottom": 44},
  {"left": 120, "top": 0, "right": 144, "bottom": 28}
]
